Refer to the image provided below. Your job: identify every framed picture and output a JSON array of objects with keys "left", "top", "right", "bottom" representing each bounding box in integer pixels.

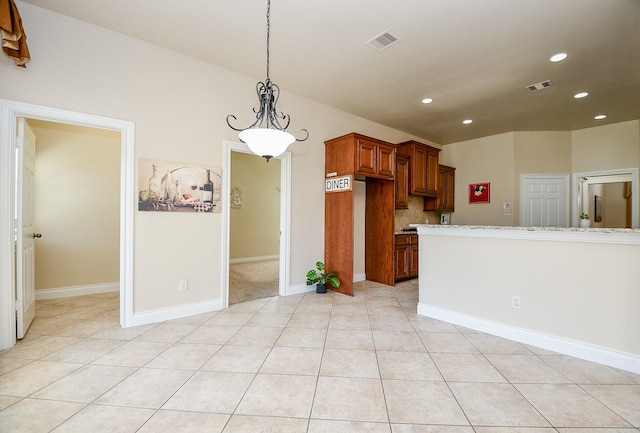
[
  {"left": 469, "top": 182, "right": 490, "bottom": 204},
  {"left": 440, "top": 213, "right": 451, "bottom": 225},
  {"left": 138, "top": 159, "right": 222, "bottom": 213},
  {"left": 231, "top": 187, "right": 243, "bottom": 209}
]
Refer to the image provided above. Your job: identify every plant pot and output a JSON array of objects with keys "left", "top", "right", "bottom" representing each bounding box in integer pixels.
[
  {"left": 580, "top": 219, "right": 591, "bottom": 228},
  {"left": 316, "top": 283, "right": 327, "bottom": 294}
]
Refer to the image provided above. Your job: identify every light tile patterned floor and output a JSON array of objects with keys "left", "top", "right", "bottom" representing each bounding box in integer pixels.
[{"left": 1, "top": 280, "right": 639, "bottom": 432}]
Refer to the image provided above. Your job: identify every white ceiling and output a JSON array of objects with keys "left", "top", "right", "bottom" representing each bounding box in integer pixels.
[{"left": 22, "top": 0, "right": 640, "bottom": 144}]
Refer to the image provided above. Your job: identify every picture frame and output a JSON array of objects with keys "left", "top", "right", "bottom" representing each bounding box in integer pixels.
[
  {"left": 469, "top": 182, "right": 490, "bottom": 204},
  {"left": 138, "top": 158, "right": 222, "bottom": 213}
]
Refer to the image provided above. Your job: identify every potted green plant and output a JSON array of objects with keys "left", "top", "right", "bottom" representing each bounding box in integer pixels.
[
  {"left": 306, "top": 261, "right": 340, "bottom": 293},
  {"left": 580, "top": 212, "right": 590, "bottom": 228}
]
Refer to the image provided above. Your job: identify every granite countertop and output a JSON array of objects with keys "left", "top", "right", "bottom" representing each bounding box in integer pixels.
[
  {"left": 412, "top": 224, "right": 640, "bottom": 234},
  {"left": 412, "top": 224, "right": 640, "bottom": 245}
]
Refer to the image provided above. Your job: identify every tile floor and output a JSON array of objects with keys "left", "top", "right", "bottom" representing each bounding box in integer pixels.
[{"left": 1, "top": 280, "right": 639, "bottom": 432}]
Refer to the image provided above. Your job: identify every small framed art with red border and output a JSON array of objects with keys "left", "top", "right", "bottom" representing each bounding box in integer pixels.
[{"left": 469, "top": 182, "right": 490, "bottom": 203}]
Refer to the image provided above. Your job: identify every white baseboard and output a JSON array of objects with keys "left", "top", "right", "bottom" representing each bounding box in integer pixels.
[
  {"left": 36, "top": 282, "right": 119, "bottom": 300},
  {"left": 417, "top": 303, "right": 640, "bottom": 375},
  {"left": 131, "top": 299, "right": 225, "bottom": 327},
  {"left": 130, "top": 274, "right": 374, "bottom": 328},
  {"left": 229, "top": 255, "right": 279, "bottom": 265},
  {"left": 287, "top": 283, "right": 315, "bottom": 296},
  {"left": 287, "top": 274, "right": 367, "bottom": 297}
]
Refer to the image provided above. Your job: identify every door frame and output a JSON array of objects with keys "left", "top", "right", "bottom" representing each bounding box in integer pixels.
[
  {"left": 0, "top": 99, "right": 135, "bottom": 350},
  {"left": 519, "top": 174, "right": 570, "bottom": 227},
  {"left": 222, "top": 140, "right": 291, "bottom": 307}
]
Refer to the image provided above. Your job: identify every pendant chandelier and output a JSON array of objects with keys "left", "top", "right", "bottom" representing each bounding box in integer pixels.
[{"left": 227, "top": 0, "right": 308, "bottom": 162}]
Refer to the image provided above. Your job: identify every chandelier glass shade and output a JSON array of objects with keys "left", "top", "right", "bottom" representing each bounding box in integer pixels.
[{"left": 226, "top": 0, "right": 308, "bottom": 161}]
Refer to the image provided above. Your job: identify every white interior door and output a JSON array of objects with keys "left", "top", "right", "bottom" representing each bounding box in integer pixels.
[
  {"left": 521, "top": 174, "right": 569, "bottom": 227},
  {"left": 16, "top": 117, "right": 37, "bottom": 339}
]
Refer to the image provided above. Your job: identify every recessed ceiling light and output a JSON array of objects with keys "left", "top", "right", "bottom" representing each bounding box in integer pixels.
[
  {"left": 462, "top": 119, "right": 473, "bottom": 125},
  {"left": 550, "top": 53, "right": 568, "bottom": 62},
  {"left": 421, "top": 98, "right": 433, "bottom": 104},
  {"left": 594, "top": 114, "right": 607, "bottom": 120},
  {"left": 574, "top": 92, "right": 589, "bottom": 99}
]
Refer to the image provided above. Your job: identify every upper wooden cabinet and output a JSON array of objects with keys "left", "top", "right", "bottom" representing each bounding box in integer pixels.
[
  {"left": 395, "top": 154, "right": 409, "bottom": 209},
  {"left": 325, "top": 133, "right": 396, "bottom": 180},
  {"left": 397, "top": 140, "right": 440, "bottom": 197},
  {"left": 425, "top": 164, "right": 456, "bottom": 212}
]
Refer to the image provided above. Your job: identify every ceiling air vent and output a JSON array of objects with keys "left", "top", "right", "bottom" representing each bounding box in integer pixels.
[
  {"left": 526, "top": 80, "right": 552, "bottom": 92},
  {"left": 367, "top": 30, "right": 399, "bottom": 50}
]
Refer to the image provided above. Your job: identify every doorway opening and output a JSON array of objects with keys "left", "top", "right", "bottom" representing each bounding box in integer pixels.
[
  {"left": 0, "top": 99, "right": 135, "bottom": 351},
  {"left": 222, "top": 140, "right": 291, "bottom": 307},
  {"left": 26, "top": 119, "right": 121, "bottom": 327},
  {"left": 573, "top": 168, "right": 639, "bottom": 228},
  {"left": 228, "top": 152, "right": 281, "bottom": 304}
]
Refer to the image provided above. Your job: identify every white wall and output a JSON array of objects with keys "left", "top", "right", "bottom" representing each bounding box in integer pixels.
[{"left": 0, "top": 2, "right": 422, "bottom": 314}]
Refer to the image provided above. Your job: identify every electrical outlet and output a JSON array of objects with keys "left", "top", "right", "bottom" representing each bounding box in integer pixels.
[
  {"left": 179, "top": 279, "right": 188, "bottom": 291},
  {"left": 511, "top": 295, "right": 521, "bottom": 309}
]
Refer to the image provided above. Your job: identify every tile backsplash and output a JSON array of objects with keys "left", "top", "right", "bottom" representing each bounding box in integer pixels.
[{"left": 394, "top": 195, "right": 441, "bottom": 231}]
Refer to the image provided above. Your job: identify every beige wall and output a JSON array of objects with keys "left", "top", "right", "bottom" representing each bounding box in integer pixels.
[
  {"left": 32, "top": 121, "right": 120, "bottom": 290},
  {"left": 572, "top": 120, "right": 640, "bottom": 173},
  {"left": 441, "top": 121, "right": 640, "bottom": 226},
  {"left": 442, "top": 132, "right": 516, "bottom": 226},
  {"left": 1, "top": 2, "right": 424, "bottom": 313},
  {"left": 229, "top": 152, "right": 280, "bottom": 261},
  {"left": 419, "top": 231, "right": 640, "bottom": 361},
  {"left": 596, "top": 183, "right": 629, "bottom": 228}
]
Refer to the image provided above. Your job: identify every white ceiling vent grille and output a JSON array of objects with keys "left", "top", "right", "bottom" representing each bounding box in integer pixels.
[
  {"left": 526, "top": 80, "right": 552, "bottom": 92},
  {"left": 367, "top": 30, "right": 399, "bottom": 50}
]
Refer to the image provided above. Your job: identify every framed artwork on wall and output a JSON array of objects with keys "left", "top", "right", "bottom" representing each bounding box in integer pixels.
[
  {"left": 469, "top": 182, "right": 490, "bottom": 204},
  {"left": 138, "top": 159, "right": 222, "bottom": 213}
]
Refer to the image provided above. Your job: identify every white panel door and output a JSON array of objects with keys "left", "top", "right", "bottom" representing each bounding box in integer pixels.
[
  {"left": 522, "top": 175, "right": 569, "bottom": 227},
  {"left": 16, "top": 118, "right": 37, "bottom": 339}
]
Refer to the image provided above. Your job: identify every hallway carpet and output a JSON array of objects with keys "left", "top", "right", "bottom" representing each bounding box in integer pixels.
[{"left": 229, "top": 259, "right": 279, "bottom": 305}]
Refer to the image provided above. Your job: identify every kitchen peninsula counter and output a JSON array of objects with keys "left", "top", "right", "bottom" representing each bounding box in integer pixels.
[{"left": 414, "top": 224, "right": 640, "bottom": 374}]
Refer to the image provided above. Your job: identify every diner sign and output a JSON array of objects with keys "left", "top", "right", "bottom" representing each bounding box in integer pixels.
[{"left": 325, "top": 175, "right": 353, "bottom": 193}]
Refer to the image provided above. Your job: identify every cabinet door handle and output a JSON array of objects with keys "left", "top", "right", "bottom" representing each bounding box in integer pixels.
[{"left": 33, "top": 233, "right": 42, "bottom": 238}]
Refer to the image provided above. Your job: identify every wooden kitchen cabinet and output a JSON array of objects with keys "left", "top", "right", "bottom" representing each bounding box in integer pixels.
[
  {"left": 424, "top": 164, "right": 456, "bottom": 212},
  {"left": 394, "top": 233, "right": 418, "bottom": 281},
  {"left": 324, "top": 132, "right": 397, "bottom": 295},
  {"left": 395, "top": 154, "right": 409, "bottom": 209},
  {"left": 397, "top": 140, "right": 440, "bottom": 196},
  {"left": 326, "top": 133, "right": 396, "bottom": 180}
]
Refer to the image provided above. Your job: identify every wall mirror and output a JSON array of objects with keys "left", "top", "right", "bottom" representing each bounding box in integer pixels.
[{"left": 573, "top": 168, "right": 639, "bottom": 229}]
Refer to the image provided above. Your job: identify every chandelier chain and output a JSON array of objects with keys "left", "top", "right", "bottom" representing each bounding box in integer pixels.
[{"left": 266, "top": 0, "right": 270, "bottom": 80}]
